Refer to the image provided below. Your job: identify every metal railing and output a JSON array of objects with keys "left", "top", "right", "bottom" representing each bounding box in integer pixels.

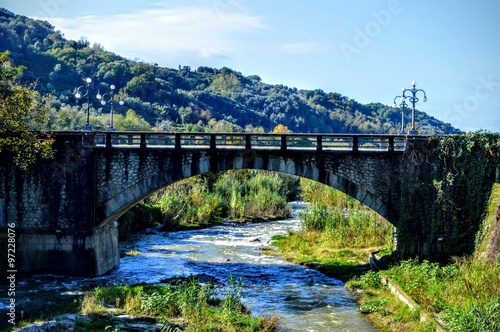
[{"left": 80, "top": 132, "right": 411, "bottom": 153}]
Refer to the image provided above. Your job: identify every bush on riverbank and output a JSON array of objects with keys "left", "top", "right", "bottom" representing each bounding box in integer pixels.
[
  {"left": 393, "top": 258, "right": 499, "bottom": 331},
  {"left": 78, "top": 276, "right": 279, "bottom": 331}
]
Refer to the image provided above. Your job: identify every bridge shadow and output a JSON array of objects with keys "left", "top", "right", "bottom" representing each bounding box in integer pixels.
[{"left": 305, "top": 261, "right": 372, "bottom": 283}]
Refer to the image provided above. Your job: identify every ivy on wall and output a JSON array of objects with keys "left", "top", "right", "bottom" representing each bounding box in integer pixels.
[{"left": 397, "top": 132, "right": 500, "bottom": 260}]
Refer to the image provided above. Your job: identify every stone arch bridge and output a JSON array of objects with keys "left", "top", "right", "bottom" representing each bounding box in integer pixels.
[{"left": 0, "top": 132, "right": 427, "bottom": 276}]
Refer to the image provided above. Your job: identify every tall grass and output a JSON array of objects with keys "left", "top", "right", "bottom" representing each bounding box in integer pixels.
[
  {"left": 80, "top": 277, "right": 279, "bottom": 331},
  {"left": 347, "top": 258, "right": 500, "bottom": 332},
  {"left": 383, "top": 257, "right": 500, "bottom": 331},
  {"left": 267, "top": 179, "right": 394, "bottom": 281},
  {"left": 130, "top": 170, "right": 300, "bottom": 231},
  {"left": 299, "top": 179, "right": 394, "bottom": 248},
  {"left": 214, "top": 170, "right": 298, "bottom": 219}
]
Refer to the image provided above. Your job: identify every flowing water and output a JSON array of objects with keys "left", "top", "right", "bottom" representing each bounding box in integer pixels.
[{"left": 1, "top": 202, "right": 376, "bottom": 331}]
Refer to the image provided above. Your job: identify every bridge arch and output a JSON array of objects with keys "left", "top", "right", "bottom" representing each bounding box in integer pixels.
[
  {"left": 0, "top": 132, "right": 408, "bottom": 276},
  {"left": 96, "top": 148, "right": 401, "bottom": 228}
]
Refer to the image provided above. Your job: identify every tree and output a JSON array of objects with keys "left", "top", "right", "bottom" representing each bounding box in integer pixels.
[
  {"left": 272, "top": 124, "right": 291, "bottom": 134},
  {"left": 0, "top": 51, "right": 54, "bottom": 170},
  {"left": 113, "top": 109, "right": 151, "bottom": 131}
]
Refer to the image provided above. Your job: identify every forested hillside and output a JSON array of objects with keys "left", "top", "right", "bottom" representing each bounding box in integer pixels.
[{"left": 0, "top": 8, "right": 460, "bottom": 134}]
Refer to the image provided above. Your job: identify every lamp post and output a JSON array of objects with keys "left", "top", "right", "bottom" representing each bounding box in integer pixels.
[
  {"left": 393, "top": 95, "right": 409, "bottom": 134},
  {"left": 96, "top": 85, "right": 124, "bottom": 131},
  {"left": 74, "top": 77, "right": 93, "bottom": 131},
  {"left": 401, "top": 81, "right": 427, "bottom": 135}
]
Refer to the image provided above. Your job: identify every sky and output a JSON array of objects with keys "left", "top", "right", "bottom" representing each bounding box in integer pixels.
[{"left": 3, "top": 0, "right": 500, "bottom": 132}]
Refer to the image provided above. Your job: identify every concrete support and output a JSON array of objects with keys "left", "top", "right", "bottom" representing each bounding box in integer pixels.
[
  {"left": 92, "top": 222, "right": 120, "bottom": 276},
  {"left": 7, "top": 222, "right": 119, "bottom": 276}
]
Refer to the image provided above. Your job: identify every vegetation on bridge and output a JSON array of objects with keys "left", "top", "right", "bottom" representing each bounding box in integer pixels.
[{"left": 397, "top": 132, "right": 500, "bottom": 260}]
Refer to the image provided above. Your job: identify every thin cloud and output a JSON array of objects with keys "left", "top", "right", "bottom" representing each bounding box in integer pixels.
[
  {"left": 41, "top": 5, "right": 264, "bottom": 65},
  {"left": 200, "top": 48, "right": 230, "bottom": 59}
]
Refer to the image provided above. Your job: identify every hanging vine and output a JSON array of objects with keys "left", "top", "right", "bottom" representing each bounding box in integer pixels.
[{"left": 398, "top": 132, "right": 500, "bottom": 260}]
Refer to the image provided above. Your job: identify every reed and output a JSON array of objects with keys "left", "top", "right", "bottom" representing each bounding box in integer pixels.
[
  {"left": 79, "top": 278, "right": 279, "bottom": 331},
  {"left": 299, "top": 179, "right": 393, "bottom": 248},
  {"left": 137, "top": 170, "right": 300, "bottom": 230}
]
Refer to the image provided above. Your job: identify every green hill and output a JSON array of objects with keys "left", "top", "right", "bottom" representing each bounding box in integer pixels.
[{"left": 0, "top": 7, "right": 460, "bottom": 134}]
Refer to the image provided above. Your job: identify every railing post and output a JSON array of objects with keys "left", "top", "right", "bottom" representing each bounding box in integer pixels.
[
  {"left": 140, "top": 133, "right": 147, "bottom": 149},
  {"left": 106, "top": 132, "right": 112, "bottom": 149},
  {"left": 245, "top": 134, "right": 252, "bottom": 150},
  {"left": 210, "top": 134, "right": 216, "bottom": 150},
  {"left": 352, "top": 136, "right": 359, "bottom": 152},
  {"left": 175, "top": 133, "right": 181, "bottom": 150},
  {"left": 316, "top": 135, "right": 323, "bottom": 152},
  {"left": 281, "top": 135, "right": 287, "bottom": 151},
  {"left": 388, "top": 136, "right": 395, "bottom": 152},
  {"left": 82, "top": 132, "right": 94, "bottom": 147}
]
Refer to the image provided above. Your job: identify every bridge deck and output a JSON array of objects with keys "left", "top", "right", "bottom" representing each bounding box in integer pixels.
[{"left": 80, "top": 132, "right": 410, "bottom": 153}]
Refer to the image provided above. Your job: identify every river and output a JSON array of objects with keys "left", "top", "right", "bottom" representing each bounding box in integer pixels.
[{"left": 1, "top": 202, "right": 376, "bottom": 331}]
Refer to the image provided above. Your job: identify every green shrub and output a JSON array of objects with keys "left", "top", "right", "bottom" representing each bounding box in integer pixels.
[
  {"left": 80, "top": 277, "right": 276, "bottom": 331},
  {"left": 441, "top": 297, "right": 500, "bottom": 332},
  {"left": 358, "top": 299, "right": 388, "bottom": 314},
  {"left": 387, "top": 257, "right": 500, "bottom": 330}
]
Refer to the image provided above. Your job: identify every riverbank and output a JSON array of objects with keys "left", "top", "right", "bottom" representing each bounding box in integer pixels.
[
  {"left": 118, "top": 170, "right": 299, "bottom": 241},
  {"left": 7, "top": 218, "right": 288, "bottom": 332},
  {"left": 266, "top": 234, "right": 445, "bottom": 331},
  {"left": 269, "top": 184, "right": 500, "bottom": 332},
  {"left": 268, "top": 228, "right": 499, "bottom": 331}
]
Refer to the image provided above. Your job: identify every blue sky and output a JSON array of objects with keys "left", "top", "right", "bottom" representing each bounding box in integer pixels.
[{"left": 4, "top": 0, "right": 500, "bottom": 132}]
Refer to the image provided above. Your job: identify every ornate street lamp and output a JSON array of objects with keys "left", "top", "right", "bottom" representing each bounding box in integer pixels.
[
  {"left": 75, "top": 78, "right": 123, "bottom": 131},
  {"left": 74, "top": 77, "right": 93, "bottom": 131},
  {"left": 97, "top": 85, "right": 124, "bottom": 131},
  {"left": 401, "top": 81, "right": 427, "bottom": 135},
  {"left": 393, "top": 95, "right": 409, "bottom": 134}
]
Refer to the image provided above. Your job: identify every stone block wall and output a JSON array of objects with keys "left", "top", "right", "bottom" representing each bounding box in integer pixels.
[{"left": 96, "top": 148, "right": 402, "bottom": 227}]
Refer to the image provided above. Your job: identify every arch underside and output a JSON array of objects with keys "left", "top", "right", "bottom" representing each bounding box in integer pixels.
[{"left": 97, "top": 151, "right": 399, "bottom": 228}]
